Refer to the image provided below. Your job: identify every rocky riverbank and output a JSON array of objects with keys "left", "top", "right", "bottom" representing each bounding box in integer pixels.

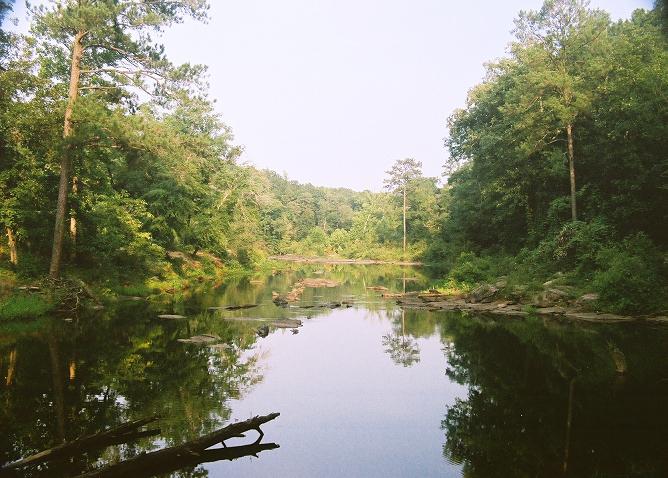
[{"left": 384, "top": 285, "right": 668, "bottom": 325}]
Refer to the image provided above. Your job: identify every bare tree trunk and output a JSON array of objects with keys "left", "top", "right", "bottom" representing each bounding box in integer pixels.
[
  {"left": 566, "top": 123, "right": 577, "bottom": 221},
  {"left": 49, "top": 30, "right": 85, "bottom": 278},
  {"left": 6, "top": 227, "right": 17, "bottom": 265},
  {"left": 402, "top": 185, "right": 407, "bottom": 254}
]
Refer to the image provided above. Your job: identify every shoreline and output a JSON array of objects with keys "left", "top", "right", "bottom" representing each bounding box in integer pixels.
[
  {"left": 269, "top": 254, "right": 423, "bottom": 266},
  {"left": 387, "top": 292, "right": 668, "bottom": 325}
]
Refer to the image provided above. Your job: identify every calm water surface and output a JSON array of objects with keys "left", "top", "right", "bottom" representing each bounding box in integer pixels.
[{"left": 1, "top": 265, "right": 667, "bottom": 477}]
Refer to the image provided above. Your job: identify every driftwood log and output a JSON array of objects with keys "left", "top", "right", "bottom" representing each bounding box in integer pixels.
[
  {"left": 74, "top": 413, "right": 280, "bottom": 478},
  {"left": 0, "top": 416, "right": 160, "bottom": 472}
]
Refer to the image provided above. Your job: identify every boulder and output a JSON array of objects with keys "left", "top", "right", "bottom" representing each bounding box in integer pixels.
[
  {"left": 576, "top": 293, "right": 599, "bottom": 307},
  {"left": 467, "top": 284, "right": 499, "bottom": 303}
]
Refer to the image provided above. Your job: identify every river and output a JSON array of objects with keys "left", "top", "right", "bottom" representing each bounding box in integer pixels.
[{"left": 1, "top": 264, "right": 667, "bottom": 477}]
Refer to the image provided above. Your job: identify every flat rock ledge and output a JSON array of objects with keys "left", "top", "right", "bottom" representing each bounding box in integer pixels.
[{"left": 393, "top": 294, "right": 668, "bottom": 325}]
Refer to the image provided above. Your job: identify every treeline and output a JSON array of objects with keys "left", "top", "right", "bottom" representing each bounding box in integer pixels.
[
  {"left": 0, "top": 0, "right": 437, "bottom": 284},
  {"left": 1, "top": 1, "right": 667, "bottom": 314},
  {"left": 432, "top": 1, "right": 668, "bottom": 313},
  {"left": 260, "top": 167, "right": 440, "bottom": 260}
]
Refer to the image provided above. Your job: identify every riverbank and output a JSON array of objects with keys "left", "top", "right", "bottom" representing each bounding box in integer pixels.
[
  {"left": 269, "top": 254, "right": 422, "bottom": 266},
  {"left": 384, "top": 290, "right": 668, "bottom": 325},
  {"left": 0, "top": 250, "right": 266, "bottom": 321}
]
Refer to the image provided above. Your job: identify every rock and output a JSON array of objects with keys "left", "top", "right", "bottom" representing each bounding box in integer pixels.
[
  {"left": 366, "top": 286, "right": 389, "bottom": 291},
  {"left": 177, "top": 334, "right": 220, "bottom": 344},
  {"left": 272, "top": 319, "right": 302, "bottom": 328},
  {"left": 508, "top": 285, "right": 528, "bottom": 301},
  {"left": 534, "top": 306, "right": 566, "bottom": 315},
  {"left": 158, "top": 314, "right": 186, "bottom": 320},
  {"left": 273, "top": 296, "right": 289, "bottom": 306},
  {"left": 494, "top": 277, "right": 508, "bottom": 288},
  {"left": 257, "top": 325, "right": 269, "bottom": 337},
  {"left": 576, "top": 293, "right": 599, "bottom": 307},
  {"left": 533, "top": 288, "right": 572, "bottom": 307},
  {"left": 290, "top": 329, "right": 299, "bottom": 334},
  {"left": 418, "top": 293, "right": 451, "bottom": 302},
  {"left": 467, "top": 284, "right": 499, "bottom": 303},
  {"left": 208, "top": 304, "right": 258, "bottom": 311},
  {"left": 300, "top": 278, "right": 340, "bottom": 288}
]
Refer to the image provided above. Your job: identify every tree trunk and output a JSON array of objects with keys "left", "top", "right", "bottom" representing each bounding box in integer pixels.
[
  {"left": 566, "top": 123, "right": 577, "bottom": 221},
  {"left": 402, "top": 185, "right": 407, "bottom": 254},
  {"left": 69, "top": 175, "right": 78, "bottom": 259},
  {"left": 6, "top": 227, "right": 17, "bottom": 265},
  {"left": 49, "top": 30, "right": 85, "bottom": 278}
]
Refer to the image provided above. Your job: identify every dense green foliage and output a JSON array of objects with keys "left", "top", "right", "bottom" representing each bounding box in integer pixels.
[
  {"left": 1, "top": 0, "right": 665, "bottom": 315},
  {"left": 431, "top": 1, "right": 668, "bottom": 313}
]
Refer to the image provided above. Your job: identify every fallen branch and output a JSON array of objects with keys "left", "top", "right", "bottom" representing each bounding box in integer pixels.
[
  {"left": 1, "top": 416, "right": 160, "bottom": 472},
  {"left": 75, "top": 413, "right": 280, "bottom": 478}
]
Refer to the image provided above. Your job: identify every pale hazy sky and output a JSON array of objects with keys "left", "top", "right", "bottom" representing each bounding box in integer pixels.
[{"left": 10, "top": 0, "right": 653, "bottom": 191}]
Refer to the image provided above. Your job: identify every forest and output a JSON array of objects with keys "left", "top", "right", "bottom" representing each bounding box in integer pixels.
[{"left": 1, "top": 0, "right": 667, "bottom": 317}]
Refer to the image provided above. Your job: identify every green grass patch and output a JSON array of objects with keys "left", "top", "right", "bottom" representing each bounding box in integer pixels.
[{"left": 0, "top": 294, "right": 53, "bottom": 321}]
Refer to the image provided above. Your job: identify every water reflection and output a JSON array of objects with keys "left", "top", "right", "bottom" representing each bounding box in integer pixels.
[
  {"left": 382, "top": 310, "right": 421, "bottom": 367},
  {"left": 439, "top": 312, "right": 668, "bottom": 477},
  {"left": 2, "top": 265, "right": 667, "bottom": 477}
]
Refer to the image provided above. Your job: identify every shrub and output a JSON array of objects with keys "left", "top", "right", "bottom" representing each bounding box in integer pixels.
[
  {"left": 448, "top": 252, "right": 503, "bottom": 286},
  {"left": 532, "top": 220, "right": 611, "bottom": 276},
  {"left": 593, "top": 234, "right": 666, "bottom": 314}
]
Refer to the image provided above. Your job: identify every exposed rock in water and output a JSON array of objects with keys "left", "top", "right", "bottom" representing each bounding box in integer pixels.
[
  {"left": 157, "top": 314, "right": 187, "bottom": 320},
  {"left": 257, "top": 325, "right": 269, "bottom": 337},
  {"left": 273, "top": 296, "right": 289, "bottom": 306},
  {"left": 207, "top": 304, "right": 258, "bottom": 311},
  {"left": 300, "top": 278, "right": 339, "bottom": 288},
  {"left": 366, "top": 286, "right": 389, "bottom": 291},
  {"left": 272, "top": 319, "right": 303, "bottom": 328}
]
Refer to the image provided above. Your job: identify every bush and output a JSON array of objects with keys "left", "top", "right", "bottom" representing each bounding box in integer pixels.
[
  {"left": 448, "top": 252, "right": 509, "bottom": 286},
  {"left": 593, "top": 234, "right": 666, "bottom": 314},
  {"left": 532, "top": 220, "right": 611, "bottom": 276}
]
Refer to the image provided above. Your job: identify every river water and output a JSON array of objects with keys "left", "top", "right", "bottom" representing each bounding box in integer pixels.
[{"left": 1, "top": 264, "right": 667, "bottom": 477}]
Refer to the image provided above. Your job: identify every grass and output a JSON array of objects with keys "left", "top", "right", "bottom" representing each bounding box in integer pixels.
[{"left": 0, "top": 294, "right": 53, "bottom": 321}]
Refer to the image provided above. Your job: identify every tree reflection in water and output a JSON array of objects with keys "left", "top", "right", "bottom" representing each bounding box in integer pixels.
[
  {"left": 439, "top": 312, "right": 668, "bottom": 477},
  {"left": 382, "top": 309, "right": 420, "bottom": 367}
]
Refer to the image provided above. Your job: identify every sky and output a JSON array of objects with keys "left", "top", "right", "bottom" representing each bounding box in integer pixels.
[{"left": 9, "top": 0, "right": 654, "bottom": 191}]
